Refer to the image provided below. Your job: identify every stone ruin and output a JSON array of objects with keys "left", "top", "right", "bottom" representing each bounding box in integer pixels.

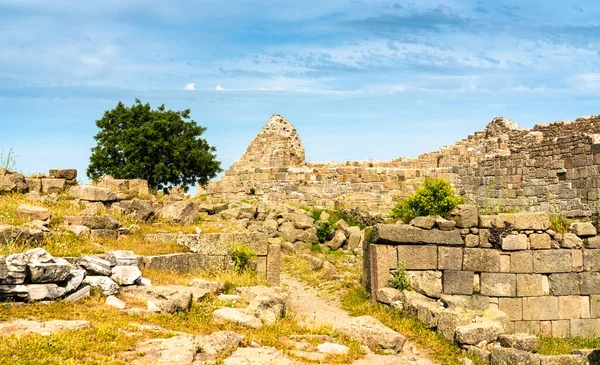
[{"left": 207, "top": 114, "right": 600, "bottom": 218}]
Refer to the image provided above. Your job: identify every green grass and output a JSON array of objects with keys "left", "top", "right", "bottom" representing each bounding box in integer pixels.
[{"left": 539, "top": 336, "right": 600, "bottom": 355}]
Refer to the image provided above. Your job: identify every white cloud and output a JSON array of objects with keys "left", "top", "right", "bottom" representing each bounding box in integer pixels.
[
  {"left": 183, "top": 83, "right": 196, "bottom": 90},
  {"left": 215, "top": 84, "right": 224, "bottom": 91}
]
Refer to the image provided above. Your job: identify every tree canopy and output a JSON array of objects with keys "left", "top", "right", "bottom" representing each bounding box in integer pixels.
[{"left": 87, "top": 99, "right": 222, "bottom": 192}]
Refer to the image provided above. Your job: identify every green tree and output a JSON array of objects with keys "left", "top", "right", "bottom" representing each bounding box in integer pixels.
[
  {"left": 87, "top": 99, "right": 222, "bottom": 192},
  {"left": 391, "top": 178, "right": 465, "bottom": 222}
]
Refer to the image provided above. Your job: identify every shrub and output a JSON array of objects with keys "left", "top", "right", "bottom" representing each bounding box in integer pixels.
[
  {"left": 389, "top": 261, "right": 411, "bottom": 291},
  {"left": 249, "top": 187, "right": 256, "bottom": 195},
  {"left": 228, "top": 243, "right": 257, "bottom": 273},
  {"left": 316, "top": 221, "right": 334, "bottom": 243},
  {"left": 391, "top": 178, "right": 464, "bottom": 222},
  {"left": 550, "top": 215, "right": 571, "bottom": 234}
]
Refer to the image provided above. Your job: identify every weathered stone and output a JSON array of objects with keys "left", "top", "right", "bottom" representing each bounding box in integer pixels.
[
  {"left": 549, "top": 273, "right": 580, "bottom": 296},
  {"left": 0, "top": 284, "right": 28, "bottom": 300},
  {"left": 455, "top": 321, "right": 503, "bottom": 345},
  {"left": 70, "top": 185, "right": 116, "bottom": 201},
  {"left": 338, "top": 315, "right": 406, "bottom": 353},
  {"left": 438, "top": 246, "right": 463, "bottom": 270},
  {"left": 570, "top": 319, "right": 600, "bottom": 337},
  {"left": 62, "top": 269, "right": 85, "bottom": 294},
  {"left": 371, "top": 224, "right": 464, "bottom": 245},
  {"left": 559, "top": 296, "right": 582, "bottom": 320},
  {"left": 283, "top": 212, "right": 314, "bottom": 229},
  {"left": 579, "top": 272, "right": 600, "bottom": 295},
  {"left": 409, "top": 216, "right": 437, "bottom": 230},
  {"left": 27, "top": 260, "right": 72, "bottom": 283},
  {"left": 159, "top": 201, "right": 199, "bottom": 224},
  {"left": 490, "top": 347, "right": 539, "bottom": 365},
  {"left": 530, "top": 233, "right": 552, "bottom": 249},
  {"left": 570, "top": 222, "right": 597, "bottom": 237},
  {"left": 105, "top": 295, "right": 126, "bottom": 309},
  {"left": 222, "top": 347, "right": 294, "bottom": 365},
  {"left": 448, "top": 205, "right": 478, "bottom": 228},
  {"left": 583, "top": 249, "right": 600, "bottom": 271},
  {"left": 481, "top": 273, "right": 516, "bottom": 297},
  {"left": 78, "top": 256, "right": 112, "bottom": 276},
  {"left": 499, "top": 297, "right": 523, "bottom": 321},
  {"left": 561, "top": 233, "right": 583, "bottom": 249},
  {"left": 0, "top": 319, "right": 91, "bottom": 337},
  {"left": 83, "top": 276, "right": 119, "bottom": 295},
  {"left": 41, "top": 179, "right": 66, "bottom": 194},
  {"left": 517, "top": 274, "right": 545, "bottom": 297},
  {"left": 463, "top": 248, "right": 501, "bottom": 272},
  {"left": 533, "top": 250, "right": 572, "bottom": 273},
  {"left": 90, "top": 229, "right": 118, "bottom": 239},
  {"left": 27, "top": 284, "right": 66, "bottom": 301},
  {"left": 436, "top": 217, "right": 457, "bottom": 231},
  {"left": 499, "top": 333, "right": 540, "bottom": 353},
  {"left": 523, "top": 296, "right": 560, "bottom": 320},
  {"left": 465, "top": 234, "right": 479, "bottom": 247},
  {"left": 586, "top": 236, "right": 600, "bottom": 249},
  {"left": 443, "top": 270, "right": 474, "bottom": 295},
  {"left": 119, "top": 199, "right": 154, "bottom": 222},
  {"left": 212, "top": 307, "right": 263, "bottom": 328},
  {"left": 16, "top": 204, "right": 50, "bottom": 221},
  {"left": 0, "top": 225, "right": 44, "bottom": 245},
  {"left": 64, "top": 284, "right": 90, "bottom": 302},
  {"left": 66, "top": 225, "right": 91, "bottom": 236},
  {"left": 49, "top": 169, "right": 77, "bottom": 180},
  {"left": 437, "top": 310, "right": 472, "bottom": 343},
  {"left": 122, "top": 286, "right": 196, "bottom": 313},
  {"left": 326, "top": 230, "right": 347, "bottom": 249},
  {"left": 406, "top": 270, "right": 442, "bottom": 298},
  {"left": 111, "top": 265, "right": 141, "bottom": 286},
  {"left": 106, "top": 250, "right": 138, "bottom": 266},
  {"left": 189, "top": 278, "right": 225, "bottom": 294},
  {"left": 479, "top": 213, "right": 551, "bottom": 230},
  {"left": 376, "top": 287, "right": 402, "bottom": 304},
  {"left": 63, "top": 215, "right": 121, "bottom": 230},
  {"left": 397, "top": 245, "right": 437, "bottom": 270},
  {"left": 266, "top": 244, "right": 281, "bottom": 285},
  {"left": 502, "top": 234, "right": 529, "bottom": 251},
  {"left": 511, "top": 251, "right": 533, "bottom": 273}
]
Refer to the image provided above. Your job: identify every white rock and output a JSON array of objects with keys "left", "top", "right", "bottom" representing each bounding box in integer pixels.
[
  {"left": 106, "top": 295, "right": 126, "bottom": 309},
  {"left": 110, "top": 265, "right": 141, "bottom": 286},
  {"left": 212, "top": 308, "right": 263, "bottom": 329},
  {"left": 83, "top": 276, "right": 119, "bottom": 296},
  {"left": 317, "top": 342, "right": 350, "bottom": 355}
]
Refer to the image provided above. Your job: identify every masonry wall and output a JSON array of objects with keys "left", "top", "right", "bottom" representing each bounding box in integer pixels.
[{"left": 366, "top": 212, "right": 600, "bottom": 338}]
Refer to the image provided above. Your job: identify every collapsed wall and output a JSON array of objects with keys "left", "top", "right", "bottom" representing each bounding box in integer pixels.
[{"left": 206, "top": 114, "right": 600, "bottom": 217}]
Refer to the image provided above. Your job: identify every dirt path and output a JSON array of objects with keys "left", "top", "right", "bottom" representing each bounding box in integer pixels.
[{"left": 281, "top": 274, "right": 437, "bottom": 365}]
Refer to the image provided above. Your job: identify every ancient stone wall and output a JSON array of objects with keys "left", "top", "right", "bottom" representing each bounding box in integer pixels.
[
  {"left": 366, "top": 211, "right": 600, "bottom": 338},
  {"left": 206, "top": 114, "right": 600, "bottom": 217}
]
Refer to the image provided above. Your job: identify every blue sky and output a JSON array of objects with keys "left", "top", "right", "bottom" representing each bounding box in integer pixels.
[{"left": 1, "top": 0, "right": 599, "bottom": 187}]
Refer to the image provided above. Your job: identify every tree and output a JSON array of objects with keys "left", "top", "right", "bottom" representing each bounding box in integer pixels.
[{"left": 87, "top": 99, "right": 222, "bottom": 192}]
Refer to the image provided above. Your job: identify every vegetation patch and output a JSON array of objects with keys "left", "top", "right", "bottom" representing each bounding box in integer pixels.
[{"left": 390, "top": 178, "right": 464, "bottom": 222}]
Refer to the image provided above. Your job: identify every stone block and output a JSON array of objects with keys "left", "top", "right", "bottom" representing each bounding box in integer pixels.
[
  {"left": 500, "top": 255, "right": 511, "bottom": 273},
  {"left": 409, "top": 216, "right": 436, "bottom": 230},
  {"left": 579, "top": 272, "right": 600, "bottom": 295},
  {"left": 573, "top": 250, "right": 583, "bottom": 272},
  {"left": 455, "top": 321, "right": 503, "bottom": 345},
  {"left": 16, "top": 205, "right": 50, "bottom": 221},
  {"left": 498, "top": 333, "right": 540, "bottom": 353},
  {"left": 490, "top": 347, "right": 539, "bottom": 364},
  {"left": 27, "top": 284, "right": 66, "bottom": 301},
  {"left": 561, "top": 233, "right": 584, "bottom": 249},
  {"left": 41, "top": 178, "right": 66, "bottom": 194},
  {"left": 586, "top": 236, "right": 600, "bottom": 249},
  {"left": 369, "top": 245, "right": 397, "bottom": 298},
  {"left": 559, "top": 296, "right": 582, "bottom": 320},
  {"left": 448, "top": 204, "right": 478, "bottom": 228},
  {"left": 540, "top": 321, "right": 552, "bottom": 336},
  {"left": 438, "top": 246, "right": 463, "bottom": 270},
  {"left": 376, "top": 287, "right": 402, "bottom": 304},
  {"left": 499, "top": 297, "right": 523, "bottom": 321},
  {"left": 481, "top": 273, "right": 516, "bottom": 297},
  {"left": 443, "top": 271, "right": 474, "bottom": 295},
  {"left": 70, "top": 185, "right": 116, "bottom": 202},
  {"left": 464, "top": 234, "right": 479, "bottom": 247},
  {"left": 583, "top": 249, "right": 600, "bottom": 271},
  {"left": 511, "top": 251, "right": 533, "bottom": 273},
  {"left": 552, "top": 320, "right": 570, "bottom": 338},
  {"left": 397, "top": 245, "right": 437, "bottom": 270},
  {"left": 371, "top": 224, "right": 464, "bottom": 245},
  {"left": 479, "top": 212, "right": 551, "bottom": 230},
  {"left": 512, "top": 321, "right": 541, "bottom": 335},
  {"left": 502, "top": 234, "right": 529, "bottom": 251},
  {"left": 463, "top": 248, "right": 501, "bottom": 272},
  {"left": 582, "top": 296, "right": 591, "bottom": 318},
  {"left": 570, "top": 319, "right": 600, "bottom": 337},
  {"left": 549, "top": 273, "right": 580, "bottom": 296},
  {"left": 436, "top": 310, "right": 472, "bottom": 343},
  {"left": 570, "top": 222, "right": 597, "bottom": 237},
  {"left": 533, "top": 250, "right": 572, "bottom": 273},
  {"left": 523, "top": 296, "right": 559, "bottom": 321},
  {"left": 537, "top": 355, "right": 588, "bottom": 365},
  {"left": 590, "top": 296, "right": 600, "bottom": 318},
  {"left": 517, "top": 274, "right": 545, "bottom": 297},
  {"left": 407, "top": 270, "right": 442, "bottom": 298},
  {"left": 49, "top": 169, "right": 77, "bottom": 180},
  {"left": 27, "top": 261, "right": 72, "bottom": 283},
  {"left": 266, "top": 244, "right": 281, "bottom": 285},
  {"left": 530, "top": 233, "right": 552, "bottom": 249}
]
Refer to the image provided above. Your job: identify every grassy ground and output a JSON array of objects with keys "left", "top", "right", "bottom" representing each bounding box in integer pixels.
[{"left": 539, "top": 336, "right": 600, "bottom": 355}]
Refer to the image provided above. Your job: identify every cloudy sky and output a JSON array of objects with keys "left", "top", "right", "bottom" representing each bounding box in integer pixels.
[{"left": 1, "top": 0, "right": 599, "bottom": 186}]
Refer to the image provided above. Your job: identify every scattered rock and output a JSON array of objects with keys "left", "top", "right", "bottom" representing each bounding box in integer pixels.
[
  {"left": 570, "top": 222, "right": 597, "bottom": 237},
  {"left": 27, "top": 283, "right": 66, "bottom": 301},
  {"left": 110, "top": 265, "right": 142, "bottom": 286},
  {"left": 317, "top": 342, "right": 349, "bottom": 355},
  {"left": 498, "top": 333, "right": 540, "bottom": 353},
  {"left": 106, "top": 295, "right": 126, "bottom": 309},
  {"left": 326, "top": 230, "right": 347, "bottom": 249},
  {"left": 410, "top": 216, "right": 437, "bottom": 230},
  {"left": 222, "top": 347, "right": 294, "bottom": 365},
  {"left": 189, "top": 278, "right": 225, "bottom": 294},
  {"left": 455, "top": 321, "right": 503, "bottom": 345},
  {"left": 338, "top": 315, "right": 406, "bottom": 353},
  {"left": 212, "top": 308, "right": 263, "bottom": 329},
  {"left": 83, "top": 276, "right": 119, "bottom": 296},
  {"left": 78, "top": 256, "right": 112, "bottom": 276},
  {"left": 69, "top": 185, "right": 117, "bottom": 202},
  {"left": 121, "top": 286, "right": 195, "bottom": 314},
  {"left": 159, "top": 201, "right": 199, "bottom": 224},
  {"left": 376, "top": 287, "right": 403, "bottom": 304},
  {"left": 16, "top": 204, "right": 50, "bottom": 221},
  {"left": 0, "top": 319, "right": 91, "bottom": 337},
  {"left": 106, "top": 250, "right": 138, "bottom": 266}
]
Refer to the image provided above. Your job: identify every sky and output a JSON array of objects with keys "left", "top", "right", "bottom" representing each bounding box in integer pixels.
[{"left": 1, "top": 0, "right": 599, "bottom": 189}]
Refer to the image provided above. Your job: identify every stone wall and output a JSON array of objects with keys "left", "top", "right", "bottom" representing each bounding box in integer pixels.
[
  {"left": 365, "top": 210, "right": 600, "bottom": 338},
  {"left": 206, "top": 114, "right": 600, "bottom": 217}
]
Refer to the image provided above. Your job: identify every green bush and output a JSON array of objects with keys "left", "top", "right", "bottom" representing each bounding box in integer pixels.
[
  {"left": 249, "top": 187, "right": 256, "bottom": 195},
  {"left": 389, "top": 261, "right": 411, "bottom": 291},
  {"left": 550, "top": 215, "right": 571, "bottom": 234},
  {"left": 316, "top": 221, "right": 334, "bottom": 243},
  {"left": 229, "top": 243, "right": 257, "bottom": 273},
  {"left": 391, "top": 178, "right": 464, "bottom": 222}
]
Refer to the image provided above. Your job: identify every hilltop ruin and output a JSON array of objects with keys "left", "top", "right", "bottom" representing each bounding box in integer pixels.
[{"left": 207, "top": 114, "right": 600, "bottom": 217}]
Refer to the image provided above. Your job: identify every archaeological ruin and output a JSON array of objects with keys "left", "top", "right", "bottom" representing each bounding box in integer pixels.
[{"left": 207, "top": 114, "right": 600, "bottom": 218}]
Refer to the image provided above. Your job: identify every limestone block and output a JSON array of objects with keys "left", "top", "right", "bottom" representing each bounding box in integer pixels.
[
  {"left": 499, "top": 297, "right": 523, "bottom": 321},
  {"left": 406, "top": 270, "right": 442, "bottom": 298},
  {"left": 27, "top": 284, "right": 66, "bottom": 301},
  {"left": 463, "top": 248, "right": 501, "bottom": 272},
  {"left": 397, "top": 245, "right": 437, "bottom": 270},
  {"left": 326, "top": 230, "right": 346, "bottom": 249},
  {"left": 159, "top": 201, "right": 199, "bottom": 224},
  {"left": 213, "top": 308, "right": 263, "bottom": 329},
  {"left": 455, "top": 321, "right": 503, "bottom": 345},
  {"left": 586, "top": 236, "right": 600, "bottom": 249},
  {"left": 27, "top": 261, "right": 72, "bottom": 283},
  {"left": 91, "top": 229, "right": 117, "bottom": 239},
  {"left": 369, "top": 245, "right": 397, "bottom": 298},
  {"left": 63, "top": 269, "right": 85, "bottom": 294},
  {"left": 49, "top": 168, "right": 77, "bottom": 180},
  {"left": 570, "top": 222, "right": 597, "bottom": 237},
  {"left": 436, "top": 310, "right": 472, "bottom": 343},
  {"left": 69, "top": 185, "right": 116, "bottom": 201},
  {"left": 409, "top": 216, "right": 437, "bottom": 230},
  {"left": 63, "top": 215, "right": 121, "bottom": 230},
  {"left": 438, "top": 246, "right": 463, "bottom": 270},
  {"left": 502, "top": 234, "right": 529, "bottom": 251},
  {"left": 552, "top": 320, "right": 570, "bottom": 338},
  {"left": 549, "top": 273, "right": 580, "bottom": 296},
  {"left": 41, "top": 179, "right": 66, "bottom": 194},
  {"left": 516, "top": 274, "right": 545, "bottom": 297},
  {"left": 561, "top": 233, "right": 583, "bottom": 249},
  {"left": 443, "top": 271, "right": 474, "bottom": 295},
  {"left": 510, "top": 251, "right": 533, "bottom": 273},
  {"left": 559, "top": 296, "right": 582, "bottom": 320},
  {"left": 111, "top": 265, "right": 141, "bottom": 286},
  {"left": 448, "top": 204, "right": 478, "bottom": 228},
  {"left": 78, "top": 256, "right": 112, "bottom": 276},
  {"left": 583, "top": 249, "right": 600, "bottom": 271},
  {"left": 435, "top": 217, "right": 456, "bottom": 231},
  {"left": 533, "top": 250, "right": 572, "bottom": 273},
  {"left": 464, "top": 234, "right": 479, "bottom": 247},
  {"left": 480, "top": 273, "right": 516, "bottom": 297},
  {"left": 573, "top": 250, "right": 583, "bottom": 272},
  {"left": 338, "top": 315, "right": 406, "bottom": 354},
  {"left": 570, "top": 319, "right": 600, "bottom": 337},
  {"left": 266, "top": 244, "right": 281, "bottom": 285},
  {"left": 371, "top": 224, "right": 464, "bottom": 245},
  {"left": 83, "top": 276, "right": 119, "bottom": 296},
  {"left": 530, "top": 233, "right": 552, "bottom": 249},
  {"left": 376, "top": 287, "right": 402, "bottom": 304},
  {"left": 479, "top": 212, "right": 551, "bottom": 230},
  {"left": 500, "top": 255, "right": 511, "bottom": 273},
  {"left": 579, "top": 272, "right": 600, "bottom": 295},
  {"left": 522, "top": 296, "right": 559, "bottom": 321},
  {"left": 16, "top": 205, "right": 50, "bottom": 221},
  {"left": 489, "top": 347, "right": 538, "bottom": 365},
  {"left": 498, "top": 333, "right": 540, "bottom": 353}
]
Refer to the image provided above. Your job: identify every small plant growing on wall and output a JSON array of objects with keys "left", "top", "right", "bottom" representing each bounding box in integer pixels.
[
  {"left": 390, "top": 178, "right": 465, "bottom": 222},
  {"left": 229, "top": 243, "right": 257, "bottom": 273},
  {"left": 316, "top": 221, "right": 334, "bottom": 243},
  {"left": 389, "top": 261, "right": 411, "bottom": 291},
  {"left": 550, "top": 214, "right": 571, "bottom": 234},
  {"left": 249, "top": 187, "right": 256, "bottom": 195}
]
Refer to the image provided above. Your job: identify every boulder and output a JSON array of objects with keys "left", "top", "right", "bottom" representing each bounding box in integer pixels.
[
  {"left": 237, "top": 286, "right": 287, "bottom": 325},
  {"left": 63, "top": 269, "right": 86, "bottom": 293},
  {"left": 455, "top": 321, "right": 503, "bottom": 345},
  {"left": 196, "top": 331, "right": 243, "bottom": 361},
  {"left": 121, "top": 286, "right": 195, "bottom": 313},
  {"left": 338, "top": 316, "right": 406, "bottom": 353},
  {"left": 63, "top": 215, "right": 121, "bottom": 230},
  {"left": 106, "top": 250, "right": 138, "bottom": 266},
  {"left": 0, "top": 284, "right": 28, "bottom": 300},
  {"left": 0, "top": 225, "right": 44, "bottom": 245},
  {"left": 159, "top": 201, "right": 199, "bottom": 224},
  {"left": 27, "top": 284, "right": 66, "bottom": 301},
  {"left": 212, "top": 307, "right": 263, "bottom": 328},
  {"left": 326, "top": 230, "right": 347, "bottom": 249},
  {"left": 0, "top": 170, "right": 27, "bottom": 193},
  {"left": 436, "top": 217, "right": 457, "bottom": 231},
  {"left": 376, "top": 287, "right": 402, "bottom": 304},
  {"left": 283, "top": 212, "right": 314, "bottom": 229},
  {"left": 111, "top": 265, "right": 142, "bottom": 286},
  {"left": 66, "top": 225, "right": 91, "bottom": 236},
  {"left": 570, "top": 222, "right": 597, "bottom": 237},
  {"left": 498, "top": 333, "right": 540, "bottom": 353},
  {"left": 64, "top": 285, "right": 91, "bottom": 302},
  {"left": 106, "top": 295, "right": 126, "bottom": 309},
  {"left": 16, "top": 205, "right": 50, "bottom": 221},
  {"left": 27, "top": 260, "right": 72, "bottom": 283},
  {"left": 490, "top": 347, "right": 539, "bottom": 365},
  {"left": 119, "top": 199, "right": 154, "bottom": 222},
  {"left": 189, "top": 278, "right": 225, "bottom": 294},
  {"left": 83, "top": 276, "right": 119, "bottom": 295},
  {"left": 78, "top": 256, "right": 112, "bottom": 276},
  {"left": 3, "top": 253, "right": 27, "bottom": 284},
  {"left": 69, "top": 185, "right": 117, "bottom": 202},
  {"left": 410, "top": 216, "right": 437, "bottom": 230}
]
